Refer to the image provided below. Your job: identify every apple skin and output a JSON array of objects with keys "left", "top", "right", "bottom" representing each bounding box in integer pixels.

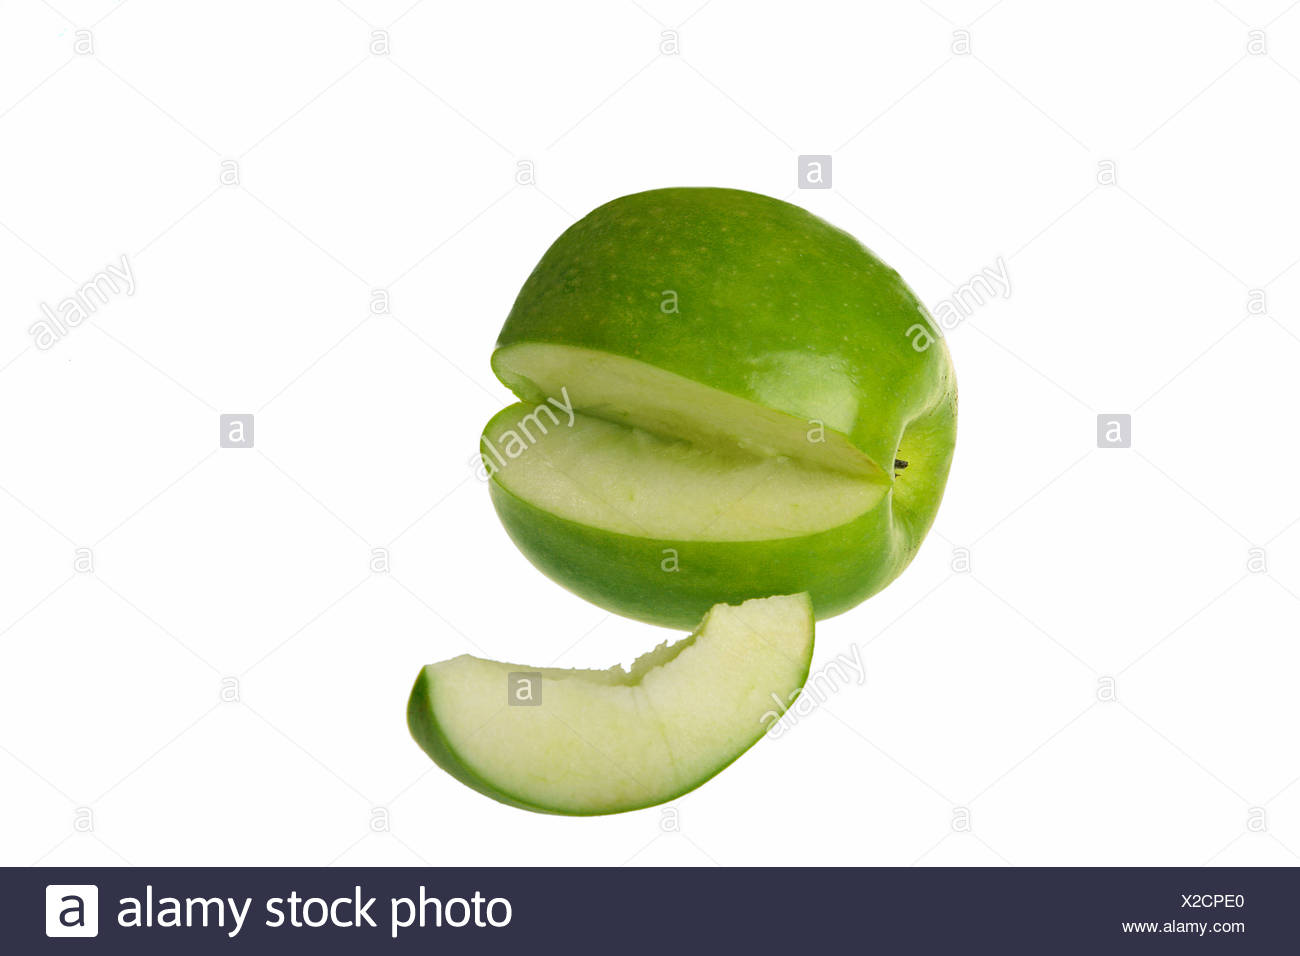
[
  {"left": 487, "top": 187, "right": 956, "bottom": 626},
  {"left": 493, "top": 187, "right": 957, "bottom": 485}
]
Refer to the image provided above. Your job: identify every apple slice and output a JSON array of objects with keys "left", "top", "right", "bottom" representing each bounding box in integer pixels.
[
  {"left": 482, "top": 403, "right": 900, "bottom": 628},
  {"left": 407, "top": 593, "right": 813, "bottom": 815}
]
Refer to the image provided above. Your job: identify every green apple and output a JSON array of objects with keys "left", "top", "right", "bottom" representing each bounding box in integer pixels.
[
  {"left": 481, "top": 187, "right": 957, "bottom": 628},
  {"left": 407, "top": 593, "right": 813, "bottom": 815}
]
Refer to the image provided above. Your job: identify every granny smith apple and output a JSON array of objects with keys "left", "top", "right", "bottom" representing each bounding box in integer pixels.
[
  {"left": 407, "top": 593, "right": 813, "bottom": 815},
  {"left": 481, "top": 187, "right": 957, "bottom": 628}
]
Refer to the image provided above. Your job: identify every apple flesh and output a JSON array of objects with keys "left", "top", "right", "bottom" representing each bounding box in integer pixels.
[
  {"left": 484, "top": 188, "right": 956, "bottom": 627},
  {"left": 407, "top": 593, "right": 813, "bottom": 815},
  {"left": 482, "top": 402, "right": 898, "bottom": 627}
]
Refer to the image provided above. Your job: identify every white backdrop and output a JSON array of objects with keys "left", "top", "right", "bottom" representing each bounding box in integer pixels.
[{"left": 2, "top": 0, "right": 1299, "bottom": 867}]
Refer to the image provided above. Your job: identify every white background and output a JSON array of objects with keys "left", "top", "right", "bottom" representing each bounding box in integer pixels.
[{"left": 2, "top": 0, "right": 1299, "bottom": 867}]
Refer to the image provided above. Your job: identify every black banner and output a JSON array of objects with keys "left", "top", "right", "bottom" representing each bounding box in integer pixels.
[{"left": 8, "top": 866, "right": 1296, "bottom": 953}]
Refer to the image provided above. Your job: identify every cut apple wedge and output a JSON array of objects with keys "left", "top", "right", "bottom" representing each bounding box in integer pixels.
[
  {"left": 493, "top": 342, "right": 887, "bottom": 478},
  {"left": 407, "top": 593, "right": 814, "bottom": 815},
  {"left": 481, "top": 402, "right": 912, "bottom": 628}
]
